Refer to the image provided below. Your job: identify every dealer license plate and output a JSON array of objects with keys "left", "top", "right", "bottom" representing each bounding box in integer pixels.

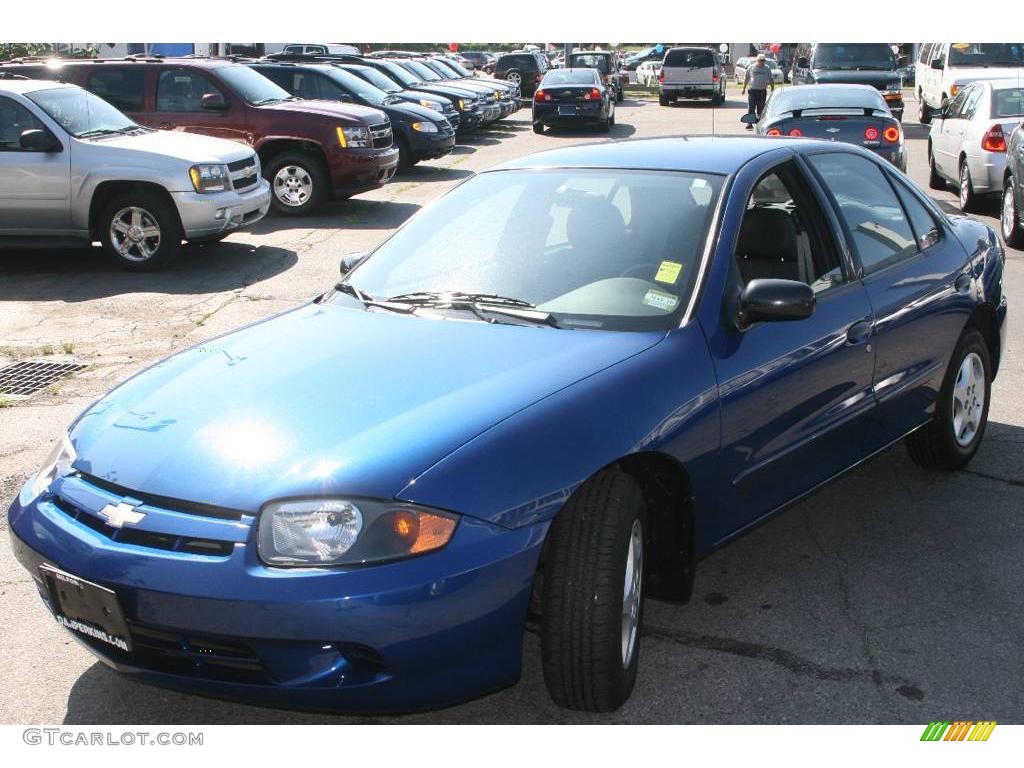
[
  {"left": 40, "top": 564, "right": 133, "bottom": 652},
  {"left": 558, "top": 105, "right": 577, "bottom": 116}
]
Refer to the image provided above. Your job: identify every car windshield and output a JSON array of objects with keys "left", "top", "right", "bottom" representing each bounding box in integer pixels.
[
  {"left": 402, "top": 60, "right": 442, "bottom": 82},
  {"left": 993, "top": 87, "right": 1024, "bottom": 118},
  {"left": 768, "top": 86, "right": 888, "bottom": 116},
  {"left": 568, "top": 54, "right": 611, "bottom": 73},
  {"left": 377, "top": 61, "right": 419, "bottom": 87},
  {"left": 341, "top": 168, "right": 724, "bottom": 332},
  {"left": 543, "top": 69, "right": 598, "bottom": 85},
  {"left": 949, "top": 43, "right": 1024, "bottom": 68},
  {"left": 430, "top": 60, "right": 461, "bottom": 77},
  {"left": 325, "top": 68, "right": 390, "bottom": 107},
  {"left": 26, "top": 86, "right": 138, "bottom": 138},
  {"left": 344, "top": 65, "right": 402, "bottom": 93},
  {"left": 444, "top": 59, "right": 473, "bottom": 77},
  {"left": 812, "top": 43, "right": 896, "bottom": 70},
  {"left": 215, "top": 65, "right": 293, "bottom": 105}
]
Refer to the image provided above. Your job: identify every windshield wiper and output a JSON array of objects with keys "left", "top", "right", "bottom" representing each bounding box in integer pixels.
[
  {"left": 334, "top": 282, "right": 415, "bottom": 314},
  {"left": 77, "top": 128, "right": 128, "bottom": 138},
  {"left": 384, "top": 291, "right": 559, "bottom": 327}
]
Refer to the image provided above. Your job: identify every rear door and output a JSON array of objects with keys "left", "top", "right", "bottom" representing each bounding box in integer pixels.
[
  {"left": 932, "top": 86, "right": 970, "bottom": 176},
  {"left": 662, "top": 48, "right": 714, "bottom": 86}
]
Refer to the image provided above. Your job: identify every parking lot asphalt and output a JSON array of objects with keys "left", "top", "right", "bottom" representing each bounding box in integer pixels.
[{"left": 1, "top": 86, "right": 1022, "bottom": 724}]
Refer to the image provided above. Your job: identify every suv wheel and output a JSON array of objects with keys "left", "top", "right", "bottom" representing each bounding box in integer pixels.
[
  {"left": 1003, "top": 180, "right": 1023, "bottom": 248},
  {"left": 266, "top": 152, "right": 328, "bottom": 216},
  {"left": 541, "top": 468, "right": 646, "bottom": 711},
  {"left": 659, "top": 93, "right": 669, "bottom": 106},
  {"left": 99, "top": 191, "right": 182, "bottom": 271},
  {"left": 505, "top": 70, "right": 522, "bottom": 87}
]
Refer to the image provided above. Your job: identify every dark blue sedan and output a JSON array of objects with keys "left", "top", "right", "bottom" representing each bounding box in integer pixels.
[
  {"left": 8, "top": 137, "right": 1007, "bottom": 714},
  {"left": 533, "top": 68, "right": 615, "bottom": 133}
]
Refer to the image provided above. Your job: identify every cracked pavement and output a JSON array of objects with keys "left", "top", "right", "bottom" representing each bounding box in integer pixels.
[{"left": 1, "top": 90, "right": 1021, "bottom": 724}]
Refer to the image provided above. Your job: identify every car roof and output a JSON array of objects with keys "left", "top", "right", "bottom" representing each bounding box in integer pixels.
[
  {"left": 0, "top": 78, "right": 76, "bottom": 95},
  {"left": 494, "top": 136, "right": 838, "bottom": 174}
]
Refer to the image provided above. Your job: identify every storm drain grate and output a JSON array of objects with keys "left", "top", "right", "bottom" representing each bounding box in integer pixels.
[{"left": 0, "top": 361, "right": 88, "bottom": 397}]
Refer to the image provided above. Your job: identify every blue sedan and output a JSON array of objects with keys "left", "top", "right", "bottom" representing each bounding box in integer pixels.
[{"left": 8, "top": 137, "right": 1008, "bottom": 713}]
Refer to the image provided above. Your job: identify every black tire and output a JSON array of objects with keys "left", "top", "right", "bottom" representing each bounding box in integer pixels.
[
  {"left": 906, "top": 329, "right": 991, "bottom": 471},
  {"left": 658, "top": 93, "right": 669, "bottom": 107},
  {"left": 712, "top": 90, "right": 724, "bottom": 106},
  {"left": 265, "top": 151, "right": 329, "bottom": 216},
  {"left": 616, "top": 86, "right": 623, "bottom": 103},
  {"left": 928, "top": 144, "right": 945, "bottom": 190},
  {"left": 918, "top": 96, "right": 931, "bottom": 125},
  {"left": 395, "top": 134, "right": 415, "bottom": 172},
  {"left": 98, "top": 190, "right": 182, "bottom": 271},
  {"left": 1002, "top": 180, "right": 1024, "bottom": 248},
  {"left": 959, "top": 159, "right": 978, "bottom": 213},
  {"left": 541, "top": 468, "right": 646, "bottom": 712},
  {"left": 533, "top": 121, "right": 544, "bottom": 134}
]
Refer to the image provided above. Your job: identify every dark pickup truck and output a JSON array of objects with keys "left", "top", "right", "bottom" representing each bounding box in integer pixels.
[
  {"left": 1, "top": 57, "right": 399, "bottom": 214},
  {"left": 790, "top": 43, "right": 905, "bottom": 121}
]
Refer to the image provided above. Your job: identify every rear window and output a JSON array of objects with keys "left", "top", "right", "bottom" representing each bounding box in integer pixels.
[
  {"left": 568, "top": 54, "right": 610, "bottom": 73},
  {"left": 543, "top": 69, "right": 598, "bottom": 86},
  {"left": 664, "top": 49, "right": 714, "bottom": 68},
  {"left": 993, "top": 88, "right": 1024, "bottom": 118}
]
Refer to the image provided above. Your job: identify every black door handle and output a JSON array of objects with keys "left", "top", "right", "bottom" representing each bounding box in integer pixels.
[
  {"left": 954, "top": 273, "right": 971, "bottom": 293},
  {"left": 846, "top": 319, "right": 874, "bottom": 345}
]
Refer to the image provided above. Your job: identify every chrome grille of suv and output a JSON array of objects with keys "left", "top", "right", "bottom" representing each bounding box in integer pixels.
[
  {"left": 369, "top": 122, "right": 393, "bottom": 149},
  {"left": 227, "top": 155, "right": 259, "bottom": 192}
]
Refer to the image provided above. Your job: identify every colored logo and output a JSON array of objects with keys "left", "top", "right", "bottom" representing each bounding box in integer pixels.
[{"left": 920, "top": 721, "right": 996, "bottom": 741}]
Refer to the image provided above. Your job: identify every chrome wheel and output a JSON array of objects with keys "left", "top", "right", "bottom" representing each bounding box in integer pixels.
[
  {"left": 952, "top": 352, "right": 985, "bottom": 447},
  {"left": 506, "top": 71, "right": 522, "bottom": 86},
  {"left": 1003, "top": 185, "right": 1017, "bottom": 240},
  {"left": 109, "top": 206, "right": 161, "bottom": 262},
  {"left": 621, "top": 518, "right": 643, "bottom": 668},
  {"left": 273, "top": 165, "right": 313, "bottom": 208}
]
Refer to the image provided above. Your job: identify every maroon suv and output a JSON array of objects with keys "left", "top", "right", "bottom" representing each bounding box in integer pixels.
[{"left": 2, "top": 58, "right": 399, "bottom": 215}]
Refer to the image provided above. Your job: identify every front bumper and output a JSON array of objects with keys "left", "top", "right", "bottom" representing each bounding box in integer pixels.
[
  {"left": 407, "top": 127, "right": 457, "bottom": 162},
  {"left": 8, "top": 477, "right": 546, "bottom": 713},
  {"left": 173, "top": 180, "right": 271, "bottom": 239},
  {"left": 326, "top": 146, "right": 400, "bottom": 198}
]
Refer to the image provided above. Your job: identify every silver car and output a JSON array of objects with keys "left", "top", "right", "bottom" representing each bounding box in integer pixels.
[
  {"left": 927, "top": 77, "right": 1024, "bottom": 211},
  {"left": 0, "top": 78, "right": 270, "bottom": 269}
]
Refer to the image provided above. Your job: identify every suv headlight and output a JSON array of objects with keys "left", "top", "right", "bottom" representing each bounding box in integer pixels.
[
  {"left": 258, "top": 498, "right": 458, "bottom": 567},
  {"left": 189, "top": 164, "right": 229, "bottom": 193},
  {"left": 419, "top": 99, "right": 442, "bottom": 110},
  {"left": 336, "top": 125, "right": 371, "bottom": 148},
  {"left": 411, "top": 121, "right": 439, "bottom": 133},
  {"left": 30, "top": 434, "right": 76, "bottom": 501}
]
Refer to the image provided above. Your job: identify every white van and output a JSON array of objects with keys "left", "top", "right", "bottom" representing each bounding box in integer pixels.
[{"left": 916, "top": 43, "right": 1024, "bottom": 123}]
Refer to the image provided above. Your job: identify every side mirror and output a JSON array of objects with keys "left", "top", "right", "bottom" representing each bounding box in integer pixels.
[
  {"left": 796, "top": 57, "right": 809, "bottom": 69},
  {"left": 738, "top": 279, "right": 815, "bottom": 327},
  {"left": 930, "top": 58, "right": 943, "bottom": 70},
  {"left": 339, "top": 252, "right": 367, "bottom": 276},
  {"left": 740, "top": 113, "right": 759, "bottom": 125},
  {"left": 19, "top": 128, "right": 61, "bottom": 152},
  {"left": 201, "top": 92, "right": 228, "bottom": 111}
]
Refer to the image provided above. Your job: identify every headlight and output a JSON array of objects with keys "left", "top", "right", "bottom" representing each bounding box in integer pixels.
[
  {"left": 30, "top": 434, "right": 76, "bottom": 501},
  {"left": 419, "top": 99, "right": 441, "bottom": 110},
  {"left": 411, "top": 121, "right": 439, "bottom": 133},
  {"left": 188, "top": 164, "right": 229, "bottom": 193},
  {"left": 258, "top": 498, "right": 458, "bottom": 567},
  {"left": 336, "top": 125, "right": 371, "bottom": 148},
  {"left": 494, "top": 90, "right": 501, "bottom": 99}
]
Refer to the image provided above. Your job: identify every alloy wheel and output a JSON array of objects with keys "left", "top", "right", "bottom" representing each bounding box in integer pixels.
[
  {"left": 507, "top": 71, "right": 522, "bottom": 86},
  {"left": 109, "top": 207, "right": 161, "bottom": 262},
  {"left": 1003, "top": 185, "right": 1018, "bottom": 240},
  {"left": 621, "top": 518, "right": 644, "bottom": 669},
  {"left": 273, "top": 165, "right": 313, "bottom": 208},
  {"left": 952, "top": 352, "right": 985, "bottom": 447},
  {"left": 959, "top": 163, "right": 972, "bottom": 209}
]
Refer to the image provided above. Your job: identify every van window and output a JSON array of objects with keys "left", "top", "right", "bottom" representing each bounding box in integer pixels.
[
  {"left": 918, "top": 43, "right": 933, "bottom": 65},
  {"left": 86, "top": 69, "right": 145, "bottom": 112},
  {"left": 948, "top": 43, "right": 1024, "bottom": 68},
  {"left": 664, "top": 49, "right": 713, "bottom": 68},
  {"left": 934, "top": 45, "right": 947, "bottom": 68}
]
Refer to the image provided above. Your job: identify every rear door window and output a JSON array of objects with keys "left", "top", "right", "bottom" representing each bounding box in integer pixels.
[
  {"left": 993, "top": 88, "right": 1024, "bottom": 118},
  {"left": 86, "top": 69, "right": 145, "bottom": 112}
]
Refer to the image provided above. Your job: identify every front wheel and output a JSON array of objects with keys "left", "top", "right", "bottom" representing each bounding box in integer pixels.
[
  {"left": 265, "top": 151, "right": 328, "bottom": 216},
  {"left": 99, "top": 191, "right": 182, "bottom": 271},
  {"left": 1002, "top": 181, "right": 1023, "bottom": 248},
  {"left": 906, "top": 329, "right": 991, "bottom": 471},
  {"left": 541, "top": 469, "right": 646, "bottom": 712},
  {"left": 918, "top": 97, "right": 932, "bottom": 125}
]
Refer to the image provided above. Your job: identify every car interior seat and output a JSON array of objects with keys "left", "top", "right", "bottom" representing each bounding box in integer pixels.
[{"left": 735, "top": 207, "right": 801, "bottom": 283}]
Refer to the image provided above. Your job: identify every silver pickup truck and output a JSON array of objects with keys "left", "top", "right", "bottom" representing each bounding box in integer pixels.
[{"left": 0, "top": 78, "right": 270, "bottom": 270}]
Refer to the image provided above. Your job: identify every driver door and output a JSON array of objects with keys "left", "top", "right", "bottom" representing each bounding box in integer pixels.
[{"left": 704, "top": 159, "right": 877, "bottom": 543}]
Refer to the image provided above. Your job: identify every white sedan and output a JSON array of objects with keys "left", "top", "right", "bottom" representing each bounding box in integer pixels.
[{"left": 636, "top": 60, "right": 662, "bottom": 87}]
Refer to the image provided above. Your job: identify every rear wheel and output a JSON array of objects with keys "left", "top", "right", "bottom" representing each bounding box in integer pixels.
[
  {"left": 658, "top": 93, "right": 669, "bottom": 106},
  {"left": 959, "top": 159, "right": 978, "bottom": 212},
  {"left": 906, "top": 329, "right": 991, "bottom": 471},
  {"left": 505, "top": 69, "right": 522, "bottom": 88},
  {"left": 541, "top": 469, "right": 646, "bottom": 712},
  {"left": 266, "top": 151, "right": 328, "bottom": 216},
  {"left": 533, "top": 122, "right": 544, "bottom": 134},
  {"left": 99, "top": 191, "right": 182, "bottom": 271},
  {"left": 1002, "top": 181, "right": 1023, "bottom": 248},
  {"left": 928, "top": 144, "right": 945, "bottom": 190}
]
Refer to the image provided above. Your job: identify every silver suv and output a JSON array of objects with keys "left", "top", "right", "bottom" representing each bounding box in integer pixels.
[
  {"left": 0, "top": 78, "right": 270, "bottom": 270},
  {"left": 658, "top": 47, "right": 726, "bottom": 106}
]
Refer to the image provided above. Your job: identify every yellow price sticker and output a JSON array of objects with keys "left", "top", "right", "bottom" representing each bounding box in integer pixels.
[{"left": 655, "top": 261, "right": 683, "bottom": 284}]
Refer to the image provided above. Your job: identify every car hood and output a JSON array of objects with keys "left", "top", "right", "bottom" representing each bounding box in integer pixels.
[
  {"left": 69, "top": 302, "right": 662, "bottom": 515},
  {"left": 812, "top": 70, "right": 899, "bottom": 85},
  {"left": 87, "top": 129, "right": 254, "bottom": 164},
  {"left": 384, "top": 100, "right": 445, "bottom": 122},
  {"left": 257, "top": 99, "right": 387, "bottom": 126}
]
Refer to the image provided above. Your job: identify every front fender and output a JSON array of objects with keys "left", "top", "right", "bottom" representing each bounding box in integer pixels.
[
  {"left": 398, "top": 324, "right": 722, "bottom": 544},
  {"left": 72, "top": 167, "right": 183, "bottom": 232}
]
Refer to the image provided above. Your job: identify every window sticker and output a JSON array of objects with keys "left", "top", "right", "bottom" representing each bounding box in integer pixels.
[
  {"left": 642, "top": 289, "right": 679, "bottom": 312},
  {"left": 655, "top": 260, "right": 683, "bottom": 284}
]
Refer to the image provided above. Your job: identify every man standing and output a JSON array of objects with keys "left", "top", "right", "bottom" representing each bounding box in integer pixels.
[{"left": 742, "top": 53, "right": 774, "bottom": 129}]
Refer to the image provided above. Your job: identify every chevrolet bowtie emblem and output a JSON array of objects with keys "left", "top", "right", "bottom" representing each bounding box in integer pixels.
[{"left": 97, "top": 501, "right": 146, "bottom": 528}]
